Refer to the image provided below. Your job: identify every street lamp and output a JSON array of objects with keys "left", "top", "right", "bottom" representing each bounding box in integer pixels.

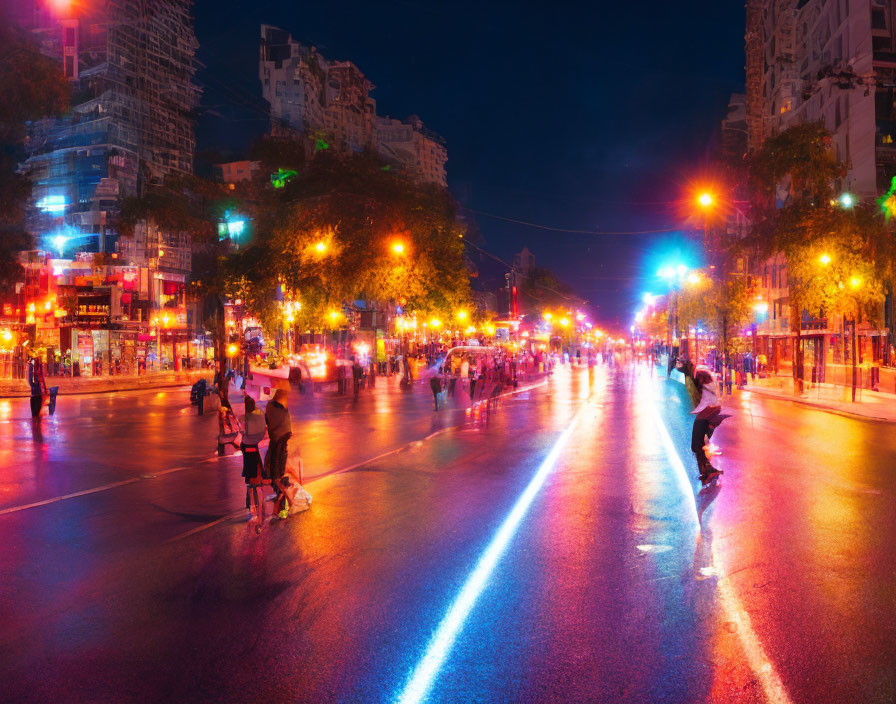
[
  {"left": 392, "top": 241, "right": 406, "bottom": 255},
  {"left": 697, "top": 192, "right": 714, "bottom": 209},
  {"left": 819, "top": 253, "right": 832, "bottom": 266},
  {"left": 850, "top": 276, "right": 862, "bottom": 289},
  {"left": 315, "top": 241, "right": 327, "bottom": 254},
  {"left": 543, "top": 312, "right": 553, "bottom": 322},
  {"left": 456, "top": 310, "right": 468, "bottom": 321},
  {"left": 838, "top": 193, "right": 855, "bottom": 209}
]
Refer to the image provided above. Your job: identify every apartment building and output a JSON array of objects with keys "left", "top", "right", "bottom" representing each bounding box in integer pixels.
[
  {"left": 259, "top": 24, "right": 447, "bottom": 186},
  {"left": 747, "top": 0, "right": 896, "bottom": 370}
]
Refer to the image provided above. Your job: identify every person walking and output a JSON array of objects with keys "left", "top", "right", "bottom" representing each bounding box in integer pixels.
[
  {"left": 264, "top": 388, "right": 292, "bottom": 519},
  {"left": 352, "top": 357, "right": 363, "bottom": 400},
  {"left": 27, "top": 356, "right": 47, "bottom": 419},
  {"left": 429, "top": 369, "right": 443, "bottom": 410}
]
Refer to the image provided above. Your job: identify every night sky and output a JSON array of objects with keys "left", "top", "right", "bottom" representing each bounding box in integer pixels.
[{"left": 193, "top": 0, "right": 745, "bottom": 326}]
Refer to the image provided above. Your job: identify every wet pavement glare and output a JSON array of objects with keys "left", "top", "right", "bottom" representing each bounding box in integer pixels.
[{"left": 1, "top": 363, "right": 895, "bottom": 703}]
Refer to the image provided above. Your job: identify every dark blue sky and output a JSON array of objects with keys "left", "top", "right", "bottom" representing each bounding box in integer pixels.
[{"left": 193, "top": 0, "right": 745, "bottom": 325}]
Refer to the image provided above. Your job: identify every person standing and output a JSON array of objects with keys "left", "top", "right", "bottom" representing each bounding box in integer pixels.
[
  {"left": 352, "top": 357, "right": 363, "bottom": 400},
  {"left": 241, "top": 395, "right": 267, "bottom": 521},
  {"left": 27, "top": 356, "right": 47, "bottom": 419},
  {"left": 264, "top": 388, "right": 292, "bottom": 519}
]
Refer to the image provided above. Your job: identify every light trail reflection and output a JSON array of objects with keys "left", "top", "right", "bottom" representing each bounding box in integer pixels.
[
  {"left": 395, "top": 403, "right": 587, "bottom": 704},
  {"left": 650, "top": 377, "right": 793, "bottom": 704}
]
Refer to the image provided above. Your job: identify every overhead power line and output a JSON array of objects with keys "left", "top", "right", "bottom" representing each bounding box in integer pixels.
[{"left": 464, "top": 208, "right": 680, "bottom": 235}]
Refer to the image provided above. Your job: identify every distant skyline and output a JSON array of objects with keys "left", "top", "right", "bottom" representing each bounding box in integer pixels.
[{"left": 193, "top": 0, "right": 745, "bottom": 325}]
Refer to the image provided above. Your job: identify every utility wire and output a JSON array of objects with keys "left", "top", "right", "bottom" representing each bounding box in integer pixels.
[
  {"left": 462, "top": 237, "right": 586, "bottom": 305},
  {"left": 464, "top": 208, "right": 681, "bottom": 235}
]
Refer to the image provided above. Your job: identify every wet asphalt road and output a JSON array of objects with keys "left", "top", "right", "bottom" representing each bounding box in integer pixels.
[{"left": 1, "top": 363, "right": 895, "bottom": 703}]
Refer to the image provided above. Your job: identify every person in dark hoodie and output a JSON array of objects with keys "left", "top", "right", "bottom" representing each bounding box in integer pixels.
[
  {"left": 429, "top": 368, "right": 443, "bottom": 410},
  {"left": 264, "top": 388, "right": 292, "bottom": 518}
]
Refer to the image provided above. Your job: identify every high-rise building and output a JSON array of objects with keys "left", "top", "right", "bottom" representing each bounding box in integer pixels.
[
  {"left": 745, "top": 0, "right": 766, "bottom": 153},
  {"left": 259, "top": 24, "right": 447, "bottom": 186},
  {"left": 20, "top": 0, "right": 200, "bottom": 254},
  {"left": 756, "top": 0, "right": 896, "bottom": 198},
  {"left": 749, "top": 0, "right": 896, "bottom": 370},
  {"left": 5, "top": 1, "right": 203, "bottom": 378}
]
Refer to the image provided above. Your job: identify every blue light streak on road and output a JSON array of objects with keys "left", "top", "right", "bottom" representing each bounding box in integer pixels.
[
  {"left": 647, "top": 388, "right": 699, "bottom": 526},
  {"left": 649, "top": 380, "right": 792, "bottom": 704},
  {"left": 396, "top": 407, "right": 585, "bottom": 704}
]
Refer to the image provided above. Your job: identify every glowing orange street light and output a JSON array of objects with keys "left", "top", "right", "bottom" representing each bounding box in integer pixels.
[
  {"left": 392, "top": 242, "right": 406, "bottom": 255},
  {"left": 226, "top": 343, "right": 239, "bottom": 357},
  {"left": 559, "top": 318, "right": 570, "bottom": 328},
  {"left": 315, "top": 241, "right": 327, "bottom": 253},
  {"left": 850, "top": 276, "right": 862, "bottom": 289},
  {"left": 456, "top": 310, "right": 468, "bottom": 321},
  {"left": 697, "top": 192, "right": 714, "bottom": 209},
  {"left": 687, "top": 273, "right": 702, "bottom": 285},
  {"left": 819, "top": 253, "right": 832, "bottom": 266},
  {"left": 543, "top": 312, "right": 553, "bottom": 321}
]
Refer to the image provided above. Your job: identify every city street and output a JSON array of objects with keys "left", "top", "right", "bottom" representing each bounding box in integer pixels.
[{"left": 1, "top": 364, "right": 895, "bottom": 703}]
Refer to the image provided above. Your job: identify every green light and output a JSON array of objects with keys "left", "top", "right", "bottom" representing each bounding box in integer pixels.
[
  {"left": 315, "top": 139, "right": 329, "bottom": 152},
  {"left": 271, "top": 168, "right": 297, "bottom": 189},
  {"left": 879, "top": 176, "right": 896, "bottom": 219}
]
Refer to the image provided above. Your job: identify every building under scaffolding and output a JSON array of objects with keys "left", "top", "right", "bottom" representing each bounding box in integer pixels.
[
  {"left": 1, "top": 1, "right": 205, "bottom": 379},
  {"left": 21, "top": 0, "right": 199, "bottom": 255}
]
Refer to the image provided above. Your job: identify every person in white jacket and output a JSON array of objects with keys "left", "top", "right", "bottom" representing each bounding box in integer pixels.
[{"left": 690, "top": 368, "right": 728, "bottom": 483}]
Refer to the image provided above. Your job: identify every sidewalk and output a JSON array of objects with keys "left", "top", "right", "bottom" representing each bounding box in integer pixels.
[
  {"left": 667, "top": 365, "right": 896, "bottom": 422},
  {"left": 740, "top": 375, "right": 896, "bottom": 423},
  {"left": 0, "top": 370, "right": 211, "bottom": 398}
]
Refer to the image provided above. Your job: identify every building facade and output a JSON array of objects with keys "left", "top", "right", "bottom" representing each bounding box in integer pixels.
[
  {"left": 375, "top": 115, "right": 447, "bottom": 186},
  {"left": 747, "top": 0, "right": 896, "bottom": 374},
  {"left": 214, "top": 160, "right": 262, "bottom": 186},
  {"left": 1, "top": 1, "right": 204, "bottom": 378},
  {"left": 259, "top": 24, "right": 447, "bottom": 186}
]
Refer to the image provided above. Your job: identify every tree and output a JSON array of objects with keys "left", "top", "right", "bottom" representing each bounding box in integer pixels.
[
  {"left": 0, "top": 24, "right": 69, "bottom": 293},
  {"left": 678, "top": 275, "right": 759, "bottom": 359},
  {"left": 265, "top": 152, "right": 471, "bottom": 331},
  {"left": 783, "top": 207, "right": 889, "bottom": 400},
  {"left": 746, "top": 122, "right": 862, "bottom": 393},
  {"left": 118, "top": 174, "right": 242, "bottom": 403}
]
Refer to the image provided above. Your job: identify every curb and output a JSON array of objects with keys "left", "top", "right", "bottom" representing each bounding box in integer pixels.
[
  {"left": 665, "top": 367, "right": 896, "bottom": 424},
  {"left": 0, "top": 374, "right": 211, "bottom": 399},
  {"left": 741, "top": 387, "right": 896, "bottom": 424}
]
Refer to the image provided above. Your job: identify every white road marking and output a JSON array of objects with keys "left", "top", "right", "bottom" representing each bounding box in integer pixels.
[
  {"left": 395, "top": 405, "right": 585, "bottom": 704},
  {"left": 651, "top": 385, "right": 793, "bottom": 704}
]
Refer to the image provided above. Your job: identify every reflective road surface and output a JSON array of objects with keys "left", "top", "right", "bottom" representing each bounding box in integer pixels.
[{"left": 1, "top": 363, "right": 895, "bottom": 703}]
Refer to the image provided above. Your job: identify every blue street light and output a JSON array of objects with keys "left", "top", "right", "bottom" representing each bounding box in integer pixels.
[{"left": 838, "top": 193, "right": 855, "bottom": 209}]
